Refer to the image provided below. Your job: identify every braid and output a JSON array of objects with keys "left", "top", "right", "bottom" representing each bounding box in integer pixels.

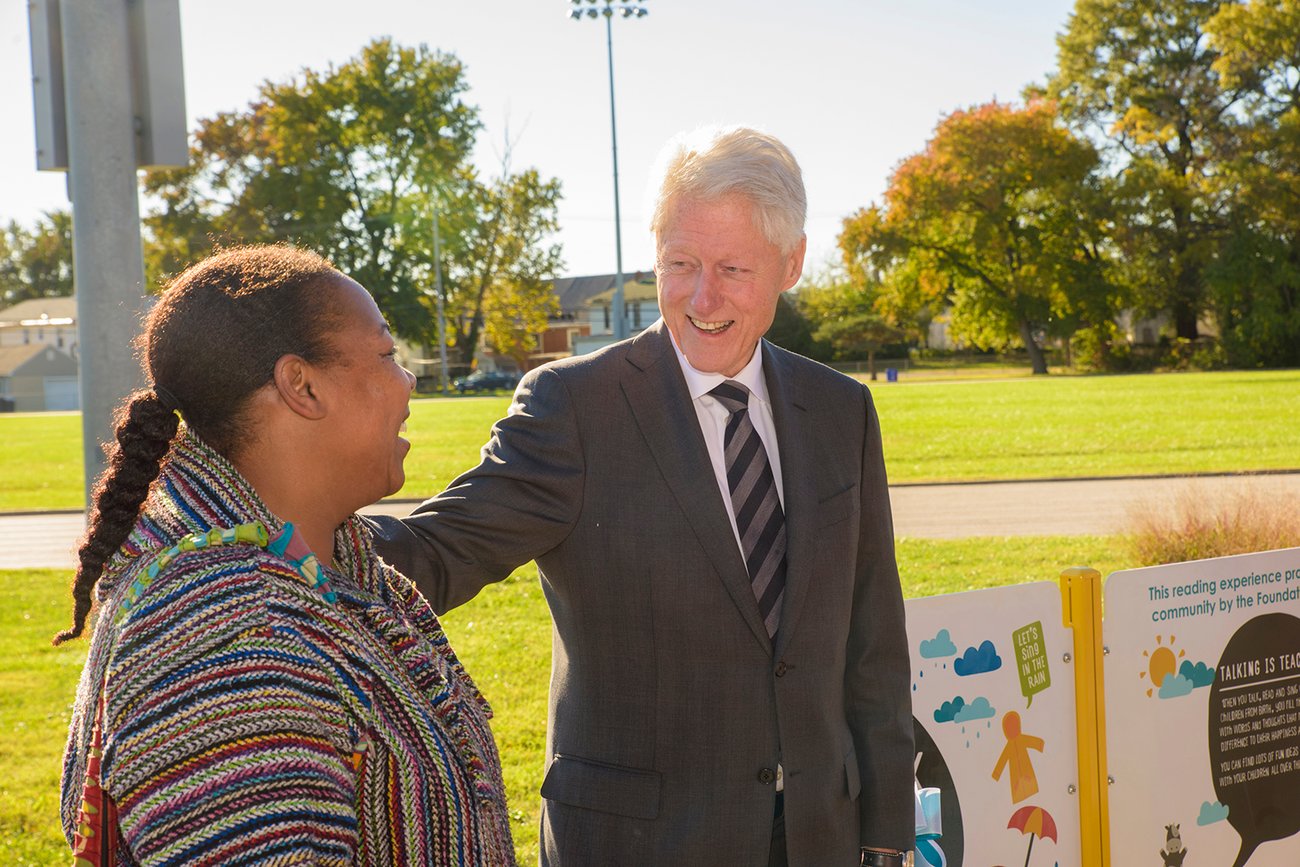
[{"left": 52, "top": 391, "right": 180, "bottom": 645}]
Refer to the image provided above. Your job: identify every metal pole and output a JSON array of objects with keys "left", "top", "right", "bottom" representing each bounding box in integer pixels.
[
  {"left": 60, "top": 0, "right": 149, "bottom": 505},
  {"left": 431, "top": 196, "right": 450, "bottom": 393},
  {"left": 605, "top": 12, "right": 627, "bottom": 341}
]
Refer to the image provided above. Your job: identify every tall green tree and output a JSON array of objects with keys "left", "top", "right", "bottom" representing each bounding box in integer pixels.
[
  {"left": 1049, "top": 0, "right": 1241, "bottom": 339},
  {"left": 1202, "top": 0, "right": 1300, "bottom": 365},
  {"left": 0, "top": 211, "right": 75, "bottom": 304},
  {"left": 840, "top": 101, "right": 1119, "bottom": 374},
  {"left": 143, "top": 38, "right": 564, "bottom": 356}
]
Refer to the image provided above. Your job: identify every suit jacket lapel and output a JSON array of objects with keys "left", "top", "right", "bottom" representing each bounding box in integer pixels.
[
  {"left": 623, "top": 322, "right": 773, "bottom": 653},
  {"left": 763, "top": 340, "right": 819, "bottom": 658}
]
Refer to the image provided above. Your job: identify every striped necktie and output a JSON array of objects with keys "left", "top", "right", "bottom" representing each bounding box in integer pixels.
[{"left": 709, "top": 380, "right": 786, "bottom": 638}]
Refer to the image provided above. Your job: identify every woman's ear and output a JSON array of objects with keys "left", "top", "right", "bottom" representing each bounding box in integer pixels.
[{"left": 272, "top": 354, "right": 327, "bottom": 420}]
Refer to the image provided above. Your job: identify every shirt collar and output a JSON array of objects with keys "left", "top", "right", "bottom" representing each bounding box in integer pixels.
[{"left": 665, "top": 319, "right": 770, "bottom": 408}]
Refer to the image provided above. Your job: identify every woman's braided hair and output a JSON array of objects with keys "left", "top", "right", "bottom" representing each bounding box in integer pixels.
[{"left": 53, "top": 245, "right": 344, "bottom": 644}]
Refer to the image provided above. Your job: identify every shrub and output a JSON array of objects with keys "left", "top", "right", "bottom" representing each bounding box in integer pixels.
[
  {"left": 1071, "top": 323, "right": 1131, "bottom": 372},
  {"left": 1126, "top": 482, "right": 1300, "bottom": 566},
  {"left": 1159, "top": 337, "right": 1229, "bottom": 372}
]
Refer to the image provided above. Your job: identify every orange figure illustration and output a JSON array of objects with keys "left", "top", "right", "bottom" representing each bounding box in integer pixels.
[{"left": 991, "top": 711, "right": 1045, "bottom": 803}]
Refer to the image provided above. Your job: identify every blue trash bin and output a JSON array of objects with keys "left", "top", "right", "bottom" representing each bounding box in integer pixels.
[{"left": 885, "top": 367, "right": 898, "bottom": 382}]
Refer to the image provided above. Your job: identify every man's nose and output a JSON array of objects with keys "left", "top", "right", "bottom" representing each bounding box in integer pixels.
[{"left": 690, "top": 269, "right": 723, "bottom": 313}]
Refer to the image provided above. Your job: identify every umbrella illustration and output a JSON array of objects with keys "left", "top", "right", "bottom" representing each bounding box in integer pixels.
[{"left": 1007, "top": 804, "right": 1057, "bottom": 867}]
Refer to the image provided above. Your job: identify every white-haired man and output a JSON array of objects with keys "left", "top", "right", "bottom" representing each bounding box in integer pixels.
[{"left": 371, "top": 126, "right": 914, "bottom": 866}]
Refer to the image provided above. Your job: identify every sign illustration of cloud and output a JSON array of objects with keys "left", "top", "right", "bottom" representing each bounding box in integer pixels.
[
  {"left": 1179, "top": 659, "right": 1215, "bottom": 688},
  {"left": 920, "top": 629, "right": 958, "bottom": 659},
  {"left": 953, "top": 640, "right": 1002, "bottom": 676},
  {"left": 934, "top": 697, "right": 966, "bottom": 723},
  {"left": 1158, "top": 672, "right": 1195, "bottom": 699},
  {"left": 1198, "top": 800, "right": 1230, "bottom": 826},
  {"left": 953, "top": 696, "right": 995, "bottom": 722}
]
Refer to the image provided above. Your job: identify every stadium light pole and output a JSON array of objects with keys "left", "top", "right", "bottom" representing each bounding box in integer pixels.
[{"left": 568, "top": 0, "right": 647, "bottom": 342}]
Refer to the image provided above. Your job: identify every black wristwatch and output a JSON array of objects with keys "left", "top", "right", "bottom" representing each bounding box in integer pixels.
[{"left": 861, "top": 849, "right": 913, "bottom": 867}]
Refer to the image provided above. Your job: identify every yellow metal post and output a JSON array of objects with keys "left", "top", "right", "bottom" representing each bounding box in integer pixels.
[{"left": 1059, "top": 566, "right": 1110, "bottom": 867}]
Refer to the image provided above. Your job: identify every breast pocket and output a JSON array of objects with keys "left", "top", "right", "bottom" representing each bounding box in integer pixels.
[{"left": 819, "top": 482, "right": 859, "bottom": 528}]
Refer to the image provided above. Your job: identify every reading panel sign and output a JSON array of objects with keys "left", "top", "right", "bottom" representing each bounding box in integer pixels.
[
  {"left": 905, "top": 582, "right": 1080, "bottom": 867},
  {"left": 1104, "top": 547, "right": 1300, "bottom": 867}
]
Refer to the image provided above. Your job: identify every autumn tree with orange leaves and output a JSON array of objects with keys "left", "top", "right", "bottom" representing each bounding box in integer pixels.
[{"left": 839, "top": 100, "right": 1122, "bottom": 374}]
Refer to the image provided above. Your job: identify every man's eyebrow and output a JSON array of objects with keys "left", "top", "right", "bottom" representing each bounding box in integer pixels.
[{"left": 378, "top": 321, "right": 392, "bottom": 336}]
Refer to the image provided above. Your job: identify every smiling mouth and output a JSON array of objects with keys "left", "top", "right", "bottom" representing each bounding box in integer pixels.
[{"left": 689, "top": 315, "right": 734, "bottom": 334}]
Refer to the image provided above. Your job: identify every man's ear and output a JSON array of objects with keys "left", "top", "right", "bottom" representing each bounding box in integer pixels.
[
  {"left": 272, "top": 354, "right": 327, "bottom": 420},
  {"left": 781, "top": 235, "right": 807, "bottom": 293}
]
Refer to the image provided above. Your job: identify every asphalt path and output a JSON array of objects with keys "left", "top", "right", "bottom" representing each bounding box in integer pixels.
[{"left": 5, "top": 472, "right": 1298, "bottom": 570}]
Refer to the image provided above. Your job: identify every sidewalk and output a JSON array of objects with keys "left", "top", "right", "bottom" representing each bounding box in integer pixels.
[{"left": 3, "top": 472, "right": 1299, "bottom": 570}]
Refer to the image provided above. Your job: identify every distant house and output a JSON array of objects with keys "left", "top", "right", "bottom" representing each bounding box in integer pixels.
[
  {"left": 0, "top": 296, "right": 79, "bottom": 354},
  {"left": 570, "top": 273, "right": 660, "bottom": 356},
  {"left": 0, "top": 343, "right": 79, "bottom": 411},
  {"left": 0, "top": 297, "right": 80, "bottom": 411},
  {"left": 531, "top": 270, "right": 657, "bottom": 365},
  {"left": 408, "top": 272, "right": 661, "bottom": 378}
]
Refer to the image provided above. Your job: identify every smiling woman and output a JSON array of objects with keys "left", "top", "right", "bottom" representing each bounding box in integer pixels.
[{"left": 51, "top": 245, "right": 514, "bottom": 865}]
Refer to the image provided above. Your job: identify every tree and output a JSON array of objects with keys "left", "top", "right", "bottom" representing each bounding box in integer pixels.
[
  {"left": 794, "top": 264, "right": 900, "bottom": 378},
  {"left": 143, "top": 38, "right": 564, "bottom": 357},
  {"left": 1049, "top": 0, "right": 1241, "bottom": 339},
  {"left": 0, "top": 211, "right": 75, "bottom": 304},
  {"left": 840, "top": 101, "right": 1119, "bottom": 374},
  {"left": 461, "top": 168, "right": 564, "bottom": 367},
  {"left": 1201, "top": 0, "right": 1300, "bottom": 366},
  {"left": 763, "top": 293, "right": 826, "bottom": 361}
]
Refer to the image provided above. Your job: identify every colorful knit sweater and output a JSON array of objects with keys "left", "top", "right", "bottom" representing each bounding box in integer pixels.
[{"left": 61, "top": 430, "right": 515, "bottom": 865}]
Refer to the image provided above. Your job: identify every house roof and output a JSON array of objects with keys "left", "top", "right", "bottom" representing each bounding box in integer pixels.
[
  {"left": 0, "top": 342, "right": 71, "bottom": 376},
  {"left": 552, "top": 271, "right": 655, "bottom": 314},
  {"left": 0, "top": 296, "right": 77, "bottom": 327},
  {"left": 586, "top": 279, "right": 659, "bottom": 304}
]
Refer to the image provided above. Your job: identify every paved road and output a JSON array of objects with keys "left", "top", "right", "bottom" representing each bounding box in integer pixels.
[{"left": 5, "top": 472, "right": 1297, "bottom": 570}]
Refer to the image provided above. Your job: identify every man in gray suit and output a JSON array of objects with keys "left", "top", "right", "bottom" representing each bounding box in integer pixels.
[{"left": 370, "top": 126, "right": 914, "bottom": 866}]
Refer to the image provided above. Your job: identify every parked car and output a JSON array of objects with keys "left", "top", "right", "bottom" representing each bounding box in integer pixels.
[{"left": 453, "top": 370, "right": 519, "bottom": 394}]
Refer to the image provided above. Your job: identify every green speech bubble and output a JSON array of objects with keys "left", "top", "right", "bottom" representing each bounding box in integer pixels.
[{"left": 1014, "top": 620, "right": 1051, "bottom": 707}]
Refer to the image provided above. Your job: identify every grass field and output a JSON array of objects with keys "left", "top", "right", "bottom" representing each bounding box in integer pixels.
[
  {"left": 0, "top": 533, "right": 1132, "bottom": 864},
  {"left": 3, "top": 369, "right": 1299, "bottom": 511}
]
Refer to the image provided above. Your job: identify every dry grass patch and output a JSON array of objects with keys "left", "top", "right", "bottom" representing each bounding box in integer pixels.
[{"left": 1126, "top": 480, "right": 1300, "bottom": 565}]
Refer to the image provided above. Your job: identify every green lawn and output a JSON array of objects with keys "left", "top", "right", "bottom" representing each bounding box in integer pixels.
[
  {"left": 0, "top": 534, "right": 1131, "bottom": 864},
  {"left": 4, "top": 369, "right": 1299, "bottom": 512},
  {"left": 871, "top": 368, "right": 1300, "bottom": 482}
]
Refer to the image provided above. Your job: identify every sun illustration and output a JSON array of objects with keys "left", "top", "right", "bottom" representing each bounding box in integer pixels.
[{"left": 1141, "top": 634, "right": 1186, "bottom": 697}]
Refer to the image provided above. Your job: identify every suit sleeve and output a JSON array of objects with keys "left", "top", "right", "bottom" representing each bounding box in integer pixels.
[
  {"left": 369, "top": 366, "right": 585, "bottom": 613},
  {"left": 846, "top": 386, "right": 915, "bottom": 850}
]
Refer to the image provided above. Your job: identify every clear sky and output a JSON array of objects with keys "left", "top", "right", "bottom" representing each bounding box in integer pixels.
[{"left": 1, "top": 0, "right": 1077, "bottom": 279}]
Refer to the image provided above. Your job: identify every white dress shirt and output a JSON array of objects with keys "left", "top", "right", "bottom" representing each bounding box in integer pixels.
[{"left": 668, "top": 324, "right": 786, "bottom": 555}]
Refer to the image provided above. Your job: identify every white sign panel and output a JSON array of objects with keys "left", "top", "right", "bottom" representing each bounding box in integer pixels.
[
  {"left": 906, "top": 581, "right": 1082, "bottom": 867},
  {"left": 1104, "top": 547, "right": 1300, "bottom": 867}
]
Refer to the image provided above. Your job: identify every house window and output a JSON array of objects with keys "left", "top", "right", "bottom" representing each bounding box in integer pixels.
[{"left": 603, "top": 304, "right": 610, "bottom": 331}]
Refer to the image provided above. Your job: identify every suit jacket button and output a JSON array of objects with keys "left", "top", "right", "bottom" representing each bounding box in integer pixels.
[
  {"left": 758, "top": 767, "right": 776, "bottom": 785},
  {"left": 774, "top": 661, "right": 787, "bottom": 677}
]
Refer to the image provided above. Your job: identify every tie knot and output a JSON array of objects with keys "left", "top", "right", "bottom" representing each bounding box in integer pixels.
[{"left": 709, "top": 380, "right": 750, "bottom": 414}]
